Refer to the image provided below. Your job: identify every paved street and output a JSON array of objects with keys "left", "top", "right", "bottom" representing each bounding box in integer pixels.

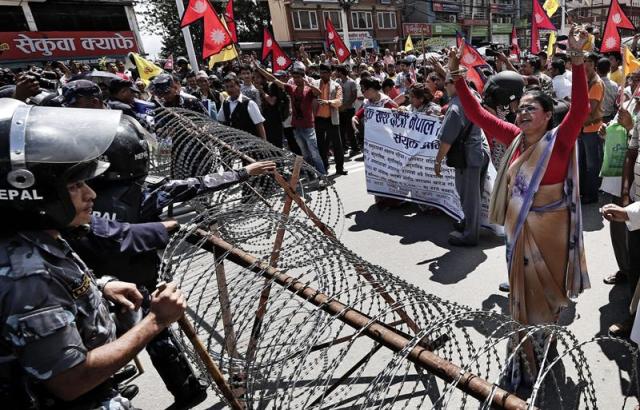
[{"left": 134, "top": 156, "right": 635, "bottom": 409}]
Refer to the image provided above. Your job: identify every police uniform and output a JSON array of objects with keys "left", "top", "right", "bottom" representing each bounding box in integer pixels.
[
  {"left": 72, "top": 171, "right": 249, "bottom": 288},
  {"left": 62, "top": 112, "right": 249, "bottom": 406},
  {"left": 0, "top": 232, "right": 128, "bottom": 409},
  {"left": 0, "top": 98, "right": 134, "bottom": 408}
]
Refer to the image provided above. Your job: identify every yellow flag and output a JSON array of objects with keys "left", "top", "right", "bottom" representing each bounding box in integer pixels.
[
  {"left": 623, "top": 46, "right": 640, "bottom": 77},
  {"left": 546, "top": 31, "right": 556, "bottom": 58},
  {"left": 128, "top": 52, "right": 163, "bottom": 85},
  {"left": 208, "top": 44, "right": 239, "bottom": 68},
  {"left": 543, "top": 0, "right": 559, "bottom": 17},
  {"left": 404, "top": 35, "right": 414, "bottom": 52}
]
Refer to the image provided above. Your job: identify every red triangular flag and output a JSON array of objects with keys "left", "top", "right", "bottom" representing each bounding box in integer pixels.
[
  {"left": 202, "top": 8, "right": 234, "bottom": 59},
  {"left": 600, "top": 0, "right": 635, "bottom": 53},
  {"left": 609, "top": 0, "right": 635, "bottom": 30},
  {"left": 601, "top": 19, "right": 622, "bottom": 53},
  {"left": 460, "top": 40, "right": 489, "bottom": 92},
  {"left": 325, "top": 18, "right": 350, "bottom": 63},
  {"left": 532, "top": 0, "right": 556, "bottom": 31},
  {"left": 181, "top": 0, "right": 214, "bottom": 28},
  {"left": 224, "top": 0, "right": 238, "bottom": 43},
  {"left": 531, "top": 23, "right": 541, "bottom": 54},
  {"left": 510, "top": 25, "right": 521, "bottom": 61},
  {"left": 262, "top": 28, "right": 292, "bottom": 71}
]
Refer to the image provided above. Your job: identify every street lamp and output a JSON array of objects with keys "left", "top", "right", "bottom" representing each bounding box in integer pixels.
[{"left": 338, "top": 0, "right": 357, "bottom": 50}]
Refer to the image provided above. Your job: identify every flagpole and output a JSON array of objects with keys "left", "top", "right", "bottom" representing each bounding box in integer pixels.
[
  {"left": 175, "top": 0, "right": 200, "bottom": 72},
  {"left": 560, "top": 0, "right": 566, "bottom": 34},
  {"left": 421, "top": 28, "right": 425, "bottom": 61}
]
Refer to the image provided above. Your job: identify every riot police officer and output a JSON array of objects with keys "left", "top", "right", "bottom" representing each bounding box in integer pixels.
[
  {"left": 65, "top": 112, "right": 275, "bottom": 408},
  {"left": 0, "top": 98, "right": 187, "bottom": 409}
]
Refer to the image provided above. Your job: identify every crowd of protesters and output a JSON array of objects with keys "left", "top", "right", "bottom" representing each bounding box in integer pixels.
[{"left": 5, "top": 22, "right": 640, "bottom": 404}]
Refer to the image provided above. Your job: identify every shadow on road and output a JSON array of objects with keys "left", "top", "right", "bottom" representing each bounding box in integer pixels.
[
  {"left": 582, "top": 202, "right": 605, "bottom": 232},
  {"left": 595, "top": 283, "right": 640, "bottom": 398},
  {"left": 346, "top": 203, "right": 503, "bottom": 285}
]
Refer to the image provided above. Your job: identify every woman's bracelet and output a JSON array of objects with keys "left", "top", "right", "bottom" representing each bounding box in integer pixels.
[{"left": 567, "top": 50, "right": 584, "bottom": 58}]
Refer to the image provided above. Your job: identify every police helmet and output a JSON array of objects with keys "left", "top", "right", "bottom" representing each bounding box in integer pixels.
[
  {"left": 0, "top": 98, "right": 121, "bottom": 230},
  {"left": 482, "top": 71, "right": 525, "bottom": 108},
  {"left": 92, "top": 115, "right": 152, "bottom": 184}
]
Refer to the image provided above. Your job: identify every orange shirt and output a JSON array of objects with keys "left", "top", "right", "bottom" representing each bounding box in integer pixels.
[
  {"left": 583, "top": 79, "right": 604, "bottom": 133},
  {"left": 316, "top": 81, "right": 331, "bottom": 118}
]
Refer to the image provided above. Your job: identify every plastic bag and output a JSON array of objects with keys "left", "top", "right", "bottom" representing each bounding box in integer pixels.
[{"left": 600, "top": 124, "right": 628, "bottom": 177}]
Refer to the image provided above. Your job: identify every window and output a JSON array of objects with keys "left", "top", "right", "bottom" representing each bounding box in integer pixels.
[
  {"left": 351, "top": 11, "right": 373, "bottom": 29},
  {"left": 377, "top": 12, "right": 396, "bottom": 29},
  {"left": 323, "top": 11, "right": 342, "bottom": 30},
  {"left": 292, "top": 10, "right": 318, "bottom": 30}
]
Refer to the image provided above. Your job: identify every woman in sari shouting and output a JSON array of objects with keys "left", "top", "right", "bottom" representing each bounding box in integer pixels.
[{"left": 448, "top": 26, "right": 591, "bottom": 387}]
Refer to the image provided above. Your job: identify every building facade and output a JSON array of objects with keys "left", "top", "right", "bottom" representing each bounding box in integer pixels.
[
  {"left": 0, "top": 0, "right": 143, "bottom": 64},
  {"left": 268, "top": 0, "right": 404, "bottom": 52},
  {"left": 402, "top": 0, "right": 521, "bottom": 47}
]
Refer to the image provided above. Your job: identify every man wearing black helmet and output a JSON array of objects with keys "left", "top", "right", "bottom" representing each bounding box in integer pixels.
[
  {"left": 64, "top": 112, "right": 275, "bottom": 408},
  {"left": 62, "top": 79, "right": 106, "bottom": 109},
  {"left": 149, "top": 73, "right": 207, "bottom": 115},
  {"left": 0, "top": 98, "right": 187, "bottom": 409}
]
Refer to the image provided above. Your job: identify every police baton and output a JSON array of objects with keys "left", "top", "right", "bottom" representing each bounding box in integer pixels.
[{"left": 155, "top": 281, "right": 245, "bottom": 410}]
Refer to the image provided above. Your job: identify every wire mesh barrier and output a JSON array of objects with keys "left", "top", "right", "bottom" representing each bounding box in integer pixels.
[
  {"left": 153, "top": 107, "right": 344, "bottom": 236},
  {"left": 154, "top": 108, "right": 639, "bottom": 409}
]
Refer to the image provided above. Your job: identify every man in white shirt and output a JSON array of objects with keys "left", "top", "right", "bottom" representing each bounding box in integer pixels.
[
  {"left": 550, "top": 59, "right": 572, "bottom": 100},
  {"left": 217, "top": 73, "right": 266, "bottom": 139}
]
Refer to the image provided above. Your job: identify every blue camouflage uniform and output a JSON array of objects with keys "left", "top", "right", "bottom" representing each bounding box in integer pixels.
[
  {"left": 0, "top": 231, "right": 129, "bottom": 409},
  {"left": 69, "top": 170, "right": 249, "bottom": 289}
]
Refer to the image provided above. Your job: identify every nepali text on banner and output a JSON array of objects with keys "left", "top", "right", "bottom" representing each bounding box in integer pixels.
[
  {"left": 0, "top": 31, "right": 139, "bottom": 62},
  {"left": 363, "top": 106, "right": 502, "bottom": 233}
]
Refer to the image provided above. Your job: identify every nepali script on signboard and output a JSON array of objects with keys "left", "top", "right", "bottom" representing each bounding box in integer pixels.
[{"left": 363, "top": 106, "right": 500, "bottom": 232}]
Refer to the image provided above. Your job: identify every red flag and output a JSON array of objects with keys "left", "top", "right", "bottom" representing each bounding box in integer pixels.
[
  {"left": 325, "top": 18, "right": 350, "bottom": 63},
  {"left": 261, "top": 27, "right": 292, "bottom": 71},
  {"left": 460, "top": 40, "right": 489, "bottom": 92},
  {"left": 601, "top": 0, "right": 635, "bottom": 53},
  {"left": 531, "top": 24, "right": 541, "bottom": 54},
  {"left": 601, "top": 21, "right": 622, "bottom": 53},
  {"left": 609, "top": 0, "right": 635, "bottom": 30},
  {"left": 224, "top": 0, "right": 238, "bottom": 43},
  {"left": 510, "top": 25, "right": 521, "bottom": 61},
  {"left": 181, "top": 0, "right": 214, "bottom": 28},
  {"left": 532, "top": 0, "right": 556, "bottom": 31},
  {"left": 202, "top": 8, "right": 234, "bottom": 59}
]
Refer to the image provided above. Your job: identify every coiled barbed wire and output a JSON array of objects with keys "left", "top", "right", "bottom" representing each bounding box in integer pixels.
[
  {"left": 154, "top": 108, "right": 639, "bottom": 409},
  {"left": 151, "top": 107, "right": 344, "bottom": 237}
]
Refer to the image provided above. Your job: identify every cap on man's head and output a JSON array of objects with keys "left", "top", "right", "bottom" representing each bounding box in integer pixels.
[
  {"left": 274, "top": 70, "right": 288, "bottom": 78},
  {"left": 62, "top": 79, "right": 102, "bottom": 106},
  {"left": 149, "top": 73, "right": 175, "bottom": 95},
  {"left": 109, "top": 78, "right": 139, "bottom": 95},
  {"left": 293, "top": 61, "right": 306, "bottom": 71}
]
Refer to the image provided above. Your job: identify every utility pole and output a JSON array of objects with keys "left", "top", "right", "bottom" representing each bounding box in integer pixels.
[
  {"left": 487, "top": 0, "right": 492, "bottom": 43},
  {"left": 175, "top": 0, "right": 200, "bottom": 72}
]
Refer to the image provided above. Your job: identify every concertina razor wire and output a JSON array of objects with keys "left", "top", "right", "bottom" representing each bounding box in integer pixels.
[{"left": 152, "top": 107, "right": 638, "bottom": 409}]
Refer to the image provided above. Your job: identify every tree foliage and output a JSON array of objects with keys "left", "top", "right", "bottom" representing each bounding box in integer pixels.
[{"left": 135, "top": 0, "right": 270, "bottom": 61}]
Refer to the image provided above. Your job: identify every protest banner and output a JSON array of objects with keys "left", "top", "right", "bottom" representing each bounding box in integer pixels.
[{"left": 363, "top": 107, "right": 501, "bottom": 232}]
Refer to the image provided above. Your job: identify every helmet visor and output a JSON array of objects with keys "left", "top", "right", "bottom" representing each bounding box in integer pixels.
[{"left": 23, "top": 106, "right": 122, "bottom": 163}]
